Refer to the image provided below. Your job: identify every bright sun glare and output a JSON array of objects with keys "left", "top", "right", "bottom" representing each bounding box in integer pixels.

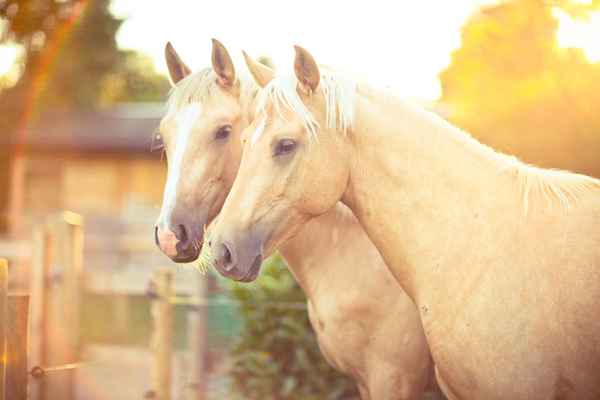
[
  {"left": 111, "top": 0, "right": 502, "bottom": 102},
  {"left": 1, "top": 2, "right": 599, "bottom": 98},
  {"left": 554, "top": 8, "right": 600, "bottom": 63},
  {"left": 0, "top": 45, "right": 19, "bottom": 76}
]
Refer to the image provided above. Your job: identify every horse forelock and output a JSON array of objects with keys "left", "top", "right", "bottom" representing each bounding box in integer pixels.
[
  {"left": 165, "top": 67, "right": 258, "bottom": 121},
  {"left": 255, "top": 69, "right": 357, "bottom": 140}
]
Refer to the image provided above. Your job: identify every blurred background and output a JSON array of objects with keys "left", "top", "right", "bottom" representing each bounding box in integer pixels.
[{"left": 0, "top": 0, "right": 599, "bottom": 399}]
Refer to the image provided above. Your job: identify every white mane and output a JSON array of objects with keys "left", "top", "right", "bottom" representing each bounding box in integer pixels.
[
  {"left": 255, "top": 69, "right": 356, "bottom": 138},
  {"left": 435, "top": 108, "right": 600, "bottom": 213},
  {"left": 254, "top": 64, "right": 600, "bottom": 213},
  {"left": 511, "top": 161, "right": 600, "bottom": 213},
  {"left": 165, "top": 68, "right": 258, "bottom": 119}
]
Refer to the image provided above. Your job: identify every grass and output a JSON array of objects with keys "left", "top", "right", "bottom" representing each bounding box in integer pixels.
[{"left": 196, "top": 229, "right": 215, "bottom": 274}]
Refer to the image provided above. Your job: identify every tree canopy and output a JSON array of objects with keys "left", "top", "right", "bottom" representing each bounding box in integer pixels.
[
  {"left": 0, "top": 0, "right": 169, "bottom": 233},
  {"left": 440, "top": 0, "right": 600, "bottom": 177},
  {"left": 0, "top": 0, "right": 85, "bottom": 46},
  {"left": 0, "top": 0, "right": 168, "bottom": 113}
]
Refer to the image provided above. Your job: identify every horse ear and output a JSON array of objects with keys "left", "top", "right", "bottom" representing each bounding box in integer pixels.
[
  {"left": 165, "top": 42, "right": 191, "bottom": 86},
  {"left": 211, "top": 38, "right": 236, "bottom": 87},
  {"left": 242, "top": 51, "right": 275, "bottom": 88},
  {"left": 293, "top": 45, "right": 320, "bottom": 94}
]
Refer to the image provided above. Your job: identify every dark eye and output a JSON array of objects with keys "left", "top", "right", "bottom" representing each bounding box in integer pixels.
[
  {"left": 215, "top": 125, "right": 232, "bottom": 140},
  {"left": 273, "top": 139, "right": 297, "bottom": 157}
]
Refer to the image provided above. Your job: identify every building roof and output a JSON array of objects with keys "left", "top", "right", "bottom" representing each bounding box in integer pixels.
[{"left": 5, "top": 103, "right": 164, "bottom": 155}]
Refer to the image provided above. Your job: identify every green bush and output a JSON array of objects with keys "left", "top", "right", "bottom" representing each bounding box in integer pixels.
[{"left": 227, "top": 254, "right": 359, "bottom": 400}]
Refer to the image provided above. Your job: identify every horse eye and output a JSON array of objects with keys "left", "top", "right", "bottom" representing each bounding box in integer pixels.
[
  {"left": 274, "top": 139, "right": 297, "bottom": 157},
  {"left": 215, "top": 125, "right": 232, "bottom": 140}
]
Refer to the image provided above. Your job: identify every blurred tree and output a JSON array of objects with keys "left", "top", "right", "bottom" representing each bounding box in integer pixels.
[
  {"left": 0, "top": 0, "right": 168, "bottom": 109},
  {"left": 440, "top": 0, "right": 600, "bottom": 177},
  {"left": 37, "top": 0, "right": 122, "bottom": 109},
  {"left": 0, "top": 0, "right": 85, "bottom": 60},
  {"left": 227, "top": 255, "right": 359, "bottom": 400},
  {"left": 99, "top": 51, "right": 170, "bottom": 104},
  {"left": 34, "top": 0, "right": 168, "bottom": 108},
  {"left": 0, "top": 0, "right": 168, "bottom": 233},
  {"left": 0, "top": 0, "right": 89, "bottom": 124},
  {"left": 0, "top": 0, "right": 85, "bottom": 232}
]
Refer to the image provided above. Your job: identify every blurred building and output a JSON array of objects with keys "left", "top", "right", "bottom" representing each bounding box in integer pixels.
[
  {"left": 1, "top": 103, "right": 177, "bottom": 286},
  {"left": 17, "top": 103, "right": 164, "bottom": 218}
]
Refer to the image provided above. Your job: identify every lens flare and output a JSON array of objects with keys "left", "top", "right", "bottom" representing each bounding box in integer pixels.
[{"left": 8, "top": 1, "right": 90, "bottom": 234}]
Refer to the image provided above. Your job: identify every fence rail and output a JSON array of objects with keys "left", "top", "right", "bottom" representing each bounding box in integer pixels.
[
  {"left": 146, "top": 268, "right": 209, "bottom": 400},
  {"left": 146, "top": 288, "right": 308, "bottom": 311},
  {"left": 2, "top": 210, "right": 311, "bottom": 400},
  {"left": 1, "top": 212, "right": 85, "bottom": 400}
]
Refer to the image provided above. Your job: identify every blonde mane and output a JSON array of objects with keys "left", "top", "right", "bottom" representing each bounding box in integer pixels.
[
  {"left": 510, "top": 161, "right": 600, "bottom": 213},
  {"left": 165, "top": 67, "right": 258, "bottom": 119},
  {"left": 437, "top": 110, "right": 600, "bottom": 213},
  {"left": 255, "top": 69, "right": 356, "bottom": 138},
  {"left": 255, "top": 65, "right": 599, "bottom": 213}
]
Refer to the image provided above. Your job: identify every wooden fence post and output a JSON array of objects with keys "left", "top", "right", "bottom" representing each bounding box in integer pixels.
[
  {"left": 6, "top": 294, "right": 29, "bottom": 400},
  {"left": 150, "top": 269, "right": 173, "bottom": 400},
  {"left": 0, "top": 259, "right": 7, "bottom": 400},
  {"left": 186, "top": 275, "right": 207, "bottom": 400},
  {"left": 44, "top": 211, "right": 84, "bottom": 400},
  {"left": 29, "top": 226, "right": 52, "bottom": 400},
  {"left": 60, "top": 211, "right": 84, "bottom": 369}
]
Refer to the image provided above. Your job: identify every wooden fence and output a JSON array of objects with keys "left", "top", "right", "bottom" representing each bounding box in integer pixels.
[
  {"left": 143, "top": 268, "right": 307, "bottom": 400},
  {"left": 0, "top": 212, "right": 85, "bottom": 400},
  {"left": 145, "top": 268, "right": 207, "bottom": 400},
  {"left": 0, "top": 210, "right": 317, "bottom": 400},
  {"left": 0, "top": 258, "right": 30, "bottom": 400},
  {"left": 0, "top": 211, "right": 210, "bottom": 400}
]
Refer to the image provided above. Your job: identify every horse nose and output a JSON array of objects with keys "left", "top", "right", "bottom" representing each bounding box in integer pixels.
[
  {"left": 214, "top": 241, "right": 236, "bottom": 273},
  {"left": 173, "top": 224, "right": 189, "bottom": 245},
  {"left": 155, "top": 225, "right": 180, "bottom": 258}
]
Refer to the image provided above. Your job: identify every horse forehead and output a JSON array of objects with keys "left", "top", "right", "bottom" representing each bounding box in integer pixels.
[
  {"left": 161, "top": 103, "right": 202, "bottom": 135},
  {"left": 268, "top": 115, "right": 305, "bottom": 138},
  {"left": 246, "top": 116, "right": 302, "bottom": 146},
  {"left": 176, "top": 103, "right": 203, "bottom": 128}
]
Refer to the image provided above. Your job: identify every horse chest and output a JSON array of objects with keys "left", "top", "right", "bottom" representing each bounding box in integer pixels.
[{"left": 306, "top": 299, "right": 368, "bottom": 374}]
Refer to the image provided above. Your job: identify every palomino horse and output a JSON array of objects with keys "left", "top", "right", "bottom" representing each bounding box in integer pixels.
[
  {"left": 154, "top": 40, "right": 441, "bottom": 399},
  {"left": 209, "top": 45, "right": 600, "bottom": 400}
]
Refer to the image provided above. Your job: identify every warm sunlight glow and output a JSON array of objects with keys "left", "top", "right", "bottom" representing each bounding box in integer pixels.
[
  {"left": 111, "top": 0, "right": 499, "bottom": 101},
  {"left": 0, "top": 45, "right": 20, "bottom": 76},
  {"left": 554, "top": 8, "right": 600, "bottom": 63}
]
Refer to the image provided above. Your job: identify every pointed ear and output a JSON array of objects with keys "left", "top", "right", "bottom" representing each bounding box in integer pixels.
[
  {"left": 165, "top": 42, "right": 191, "bottom": 85},
  {"left": 294, "top": 45, "right": 320, "bottom": 94},
  {"left": 242, "top": 51, "right": 275, "bottom": 88},
  {"left": 211, "top": 38, "right": 236, "bottom": 87}
]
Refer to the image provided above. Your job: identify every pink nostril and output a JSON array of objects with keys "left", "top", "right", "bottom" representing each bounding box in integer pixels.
[{"left": 156, "top": 227, "right": 179, "bottom": 257}]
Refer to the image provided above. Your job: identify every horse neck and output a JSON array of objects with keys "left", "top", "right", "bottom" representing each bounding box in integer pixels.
[
  {"left": 341, "top": 87, "right": 520, "bottom": 302},
  {"left": 277, "top": 203, "right": 362, "bottom": 298}
]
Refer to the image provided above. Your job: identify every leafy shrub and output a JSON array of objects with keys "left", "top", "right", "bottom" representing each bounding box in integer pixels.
[{"left": 227, "top": 254, "right": 359, "bottom": 400}]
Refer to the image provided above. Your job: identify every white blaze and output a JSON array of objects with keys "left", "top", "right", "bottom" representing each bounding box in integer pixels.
[
  {"left": 250, "top": 116, "right": 266, "bottom": 145},
  {"left": 159, "top": 104, "right": 202, "bottom": 222}
]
